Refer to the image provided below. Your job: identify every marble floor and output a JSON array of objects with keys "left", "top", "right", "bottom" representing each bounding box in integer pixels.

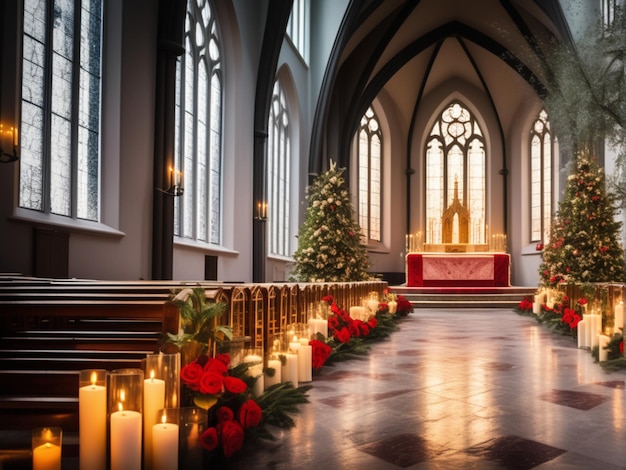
[{"left": 231, "top": 308, "right": 626, "bottom": 469}]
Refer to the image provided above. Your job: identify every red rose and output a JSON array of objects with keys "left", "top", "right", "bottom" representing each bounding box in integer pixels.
[
  {"left": 199, "top": 427, "right": 219, "bottom": 451},
  {"left": 220, "top": 420, "right": 244, "bottom": 458},
  {"left": 620, "top": 341, "right": 624, "bottom": 354},
  {"left": 335, "top": 327, "right": 351, "bottom": 343},
  {"left": 214, "top": 353, "right": 231, "bottom": 367},
  {"left": 216, "top": 406, "right": 234, "bottom": 423},
  {"left": 205, "top": 358, "right": 228, "bottom": 375},
  {"left": 199, "top": 371, "right": 223, "bottom": 395},
  {"left": 310, "top": 339, "right": 332, "bottom": 370},
  {"left": 223, "top": 376, "right": 247, "bottom": 394},
  {"left": 368, "top": 317, "right": 377, "bottom": 329},
  {"left": 180, "top": 362, "right": 204, "bottom": 390},
  {"left": 238, "top": 399, "right": 262, "bottom": 429}
]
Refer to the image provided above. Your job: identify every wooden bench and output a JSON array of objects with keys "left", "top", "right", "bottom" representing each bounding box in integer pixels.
[{"left": 0, "top": 281, "right": 203, "bottom": 434}]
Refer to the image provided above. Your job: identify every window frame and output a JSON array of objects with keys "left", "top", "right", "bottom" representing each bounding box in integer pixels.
[
  {"left": 19, "top": 0, "right": 104, "bottom": 224},
  {"left": 174, "top": 0, "right": 224, "bottom": 246},
  {"left": 529, "top": 109, "right": 554, "bottom": 244},
  {"left": 267, "top": 79, "right": 291, "bottom": 258}
]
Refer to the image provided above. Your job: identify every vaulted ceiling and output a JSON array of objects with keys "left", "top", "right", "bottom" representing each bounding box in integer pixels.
[{"left": 310, "top": 0, "right": 572, "bottom": 174}]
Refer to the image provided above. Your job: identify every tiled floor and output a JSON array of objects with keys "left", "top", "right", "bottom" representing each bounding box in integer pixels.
[{"left": 231, "top": 308, "right": 626, "bottom": 469}]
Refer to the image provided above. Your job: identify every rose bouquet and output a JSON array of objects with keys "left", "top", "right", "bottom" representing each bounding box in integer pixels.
[{"left": 181, "top": 352, "right": 312, "bottom": 461}]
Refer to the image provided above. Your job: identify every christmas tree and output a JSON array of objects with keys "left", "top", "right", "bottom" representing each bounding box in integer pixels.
[
  {"left": 539, "top": 153, "right": 626, "bottom": 287},
  {"left": 290, "top": 161, "right": 371, "bottom": 282}
]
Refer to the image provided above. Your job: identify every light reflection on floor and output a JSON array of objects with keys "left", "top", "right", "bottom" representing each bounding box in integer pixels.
[{"left": 231, "top": 308, "right": 626, "bottom": 469}]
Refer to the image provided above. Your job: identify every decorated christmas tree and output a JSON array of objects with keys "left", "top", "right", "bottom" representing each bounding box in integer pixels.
[
  {"left": 290, "top": 161, "right": 371, "bottom": 282},
  {"left": 539, "top": 153, "right": 626, "bottom": 287}
]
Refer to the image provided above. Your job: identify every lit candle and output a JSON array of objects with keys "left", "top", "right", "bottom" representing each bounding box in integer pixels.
[
  {"left": 598, "top": 335, "right": 610, "bottom": 362},
  {"left": 281, "top": 353, "right": 298, "bottom": 388},
  {"left": 111, "top": 402, "right": 142, "bottom": 470},
  {"left": 243, "top": 354, "right": 264, "bottom": 397},
  {"left": 152, "top": 413, "right": 179, "bottom": 470},
  {"left": 615, "top": 301, "right": 624, "bottom": 335},
  {"left": 297, "top": 343, "right": 312, "bottom": 382},
  {"left": 265, "top": 358, "right": 282, "bottom": 389},
  {"left": 79, "top": 371, "right": 106, "bottom": 470},
  {"left": 33, "top": 442, "right": 61, "bottom": 470},
  {"left": 308, "top": 318, "right": 328, "bottom": 339},
  {"left": 366, "top": 298, "right": 379, "bottom": 316},
  {"left": 577, "top": 319, "right": 587, "bottom": 348},
  {"left": 144, "top": 371, "right": 165, "bottom": 470}
]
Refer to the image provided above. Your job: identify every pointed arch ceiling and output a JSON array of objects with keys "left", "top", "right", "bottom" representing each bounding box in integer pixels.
[{"left": 310, "top": 0, "right": 571, "bottom": 175}]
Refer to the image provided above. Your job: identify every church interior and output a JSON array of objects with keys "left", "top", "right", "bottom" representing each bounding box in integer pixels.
[{"left": 2, "top": 0, "right": 626, "bottom": 468}]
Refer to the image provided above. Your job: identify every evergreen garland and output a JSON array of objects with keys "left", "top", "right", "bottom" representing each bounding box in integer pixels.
[
  {"left": 290, "top": 161, "right": 371, "bottom": 282},
  {"left": 539, "top": 153, "right": 626, "bottom": 287}
]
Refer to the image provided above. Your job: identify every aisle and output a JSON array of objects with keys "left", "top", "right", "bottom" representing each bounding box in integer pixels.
[{"left": 233, "top": 309, "right": 626, "bottom": 469}]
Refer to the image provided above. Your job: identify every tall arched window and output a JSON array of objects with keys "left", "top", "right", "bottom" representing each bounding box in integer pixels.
[
  {"left": 267, "top": 80, "right": 290, "bottom": 257},
  {"left": 286, "top": 0, "right": 308, "bottom": 64},
  {"left": 425, "top": 101, "right": 486, "bottom": 244},
  {"left": 357, "top": 107, "right": 382, "bottom": 243},
  {"left": 174, "top": 0, "right": 222, "bottom": 245},
  {"left": 530, "top": 109, "right": 554, "bottom": 243},
  {"left": 20, "top": 0, "right": 103, "bottom": 221}
]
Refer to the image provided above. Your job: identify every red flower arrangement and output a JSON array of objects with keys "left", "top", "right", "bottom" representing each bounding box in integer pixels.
[
  {"left": 310, "top": 339, "right": 332, "bottom": 370},
  {"left": 518, "top": 297, "right": 533, "bottom": 312},
  {"left": 180, "top": 353, "right": 262, "bottom": 459},
  {"left": 395, "top": 295, "right": 414, "bottom": 316}
]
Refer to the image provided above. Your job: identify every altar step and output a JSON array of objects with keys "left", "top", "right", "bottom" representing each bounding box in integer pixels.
[{"left": 390, "top": 286, "right": 537, "bottom": 309}]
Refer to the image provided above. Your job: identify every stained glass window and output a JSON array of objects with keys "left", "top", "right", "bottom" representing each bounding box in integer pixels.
[
  {"left": 20, "top": 0, "right": 103, "bottom": 221},
  {"left": 174, "top": 0, "right": 222, "bottom": 245},
  {"left": 530, "top": 109, "right": 554, "bottom": 243},
  {"left": 267, "top": 80, "right": 290, "bottom": 257},
  {"left": 425, "top": 101, "right": 485, "bottom": 244},
  {"left": 357, "top": 107, "right": 382, "bottom": 243}
]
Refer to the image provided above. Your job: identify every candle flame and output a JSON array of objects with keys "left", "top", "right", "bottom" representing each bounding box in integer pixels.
[
  {"left": 90, "top": 371, "right": 97, "bottom": 386},
  {"left": 150, "top": 370, "right": 155, "bottom": 380},
  {"left": 118, "top": 402, "right": 123, "bottom": 412},
  {"left": 161, "top": 413, "right": 167, "bottom": 425}
]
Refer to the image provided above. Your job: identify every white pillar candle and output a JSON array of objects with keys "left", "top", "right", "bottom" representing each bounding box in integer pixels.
[
  {"left": 615, "top": 301, "right": 624, "bottom": 335},
  {"left": 33, "top": 443, "right": 61, "bottom": 470},
  {"left": 152, "top": 415, "right": 179, "bottom": 470},
  {"left": 366, "top": 299, "right": 379, "bottom": 315},
  {"left": 143, "top": 372, "right": 165, "bottom": 470},
  {"left": 297, "top": 344, "right": 312, "bottom": 382},
  {"left": 388, "top": 300, "right": 397, "bottom": 314},
  {"left": 243, "top": 354, "right": 264, "bottom": 397},
  {"left": 533, "top": 295, "right": 541, "bottom": 314},
  {"left": 265, "top": 358, "right": 282, "bottom": 389},
  {"left": 577, "top": 319, "right": 587, "bottom": 348},
  {"left": 79, "top": 374, "right": 106, "bottom": 470},
  {"left": 598, "top": 334, "right": 610, "bottom": 362},
  {"left": 308, "top": 318, "right": 328, "bottom": 338},
  {"left": 281, "top": 353, "right": 298, "bottom": 388},
  {"left": 110, "top": 408, "right": 142, "bottom": 470}
]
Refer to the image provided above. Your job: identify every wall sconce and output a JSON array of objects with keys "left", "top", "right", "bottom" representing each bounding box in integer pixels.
[
  {"left": 158, "top": 166, "right": 184, "bottom": 197},
  {"left": 0, "top": 123, "right": 19, "bottom": 163},
  {"left": 255, "top": 201, "right": 268, "bottom": 221}
]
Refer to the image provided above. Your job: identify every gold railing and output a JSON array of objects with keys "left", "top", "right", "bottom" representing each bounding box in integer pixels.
[{"left": 205, "top": 281, "right": 388, "bottom": 357}]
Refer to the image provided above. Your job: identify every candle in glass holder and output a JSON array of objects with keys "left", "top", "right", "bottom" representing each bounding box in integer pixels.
[
  {"left": 144, "top": 370, "right": 165, "bottom": 470},
  {"left": 243, "top": 350, "right": 264, "bottom": 397},
  {"left": 79, "top": 370, "right": 107, "bottom": 470},
  {"left": 281, "top": 352, "right": 298, "bottom": 388},
  {"left": 152, "top": 413, "right": 179, "bottom": 470},
  {"left": 265, "top": 356, "right": 282, "bottom": 389},
  {"left": 32, "top": 427, "right": 62, "bottom": 470},
  {"left": 109, "top": 369, "right": 143, "bottom": 470}
]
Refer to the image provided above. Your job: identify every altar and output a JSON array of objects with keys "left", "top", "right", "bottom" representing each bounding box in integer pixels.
[{"left": 406, "top": 252, "right": 510, "bottom": 287}]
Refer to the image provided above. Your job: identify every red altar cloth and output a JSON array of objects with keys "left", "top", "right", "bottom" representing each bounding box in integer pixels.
[{"left": 406, "top": 253, "right": 510, "bottom": 287}]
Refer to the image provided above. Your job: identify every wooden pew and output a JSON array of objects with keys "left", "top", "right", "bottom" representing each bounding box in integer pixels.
[{"left": 0, "top": 280, "right": 198, "bottom": 433}]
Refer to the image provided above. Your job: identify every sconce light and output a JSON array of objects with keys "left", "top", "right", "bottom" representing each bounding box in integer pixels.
[
  {"left": 255, "top": 201, "right": 268, "bottom": 221},
  {"left": 0, "top": 123, "right": 19, "bottom": 163},
  {"left": 158, "top": 166, "right": 184, "bottom": 197}
]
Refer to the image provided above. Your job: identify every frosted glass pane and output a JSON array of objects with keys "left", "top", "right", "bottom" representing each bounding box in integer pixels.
[{"left": 50, "top": 116, "right": 72, "bottom": 216}]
